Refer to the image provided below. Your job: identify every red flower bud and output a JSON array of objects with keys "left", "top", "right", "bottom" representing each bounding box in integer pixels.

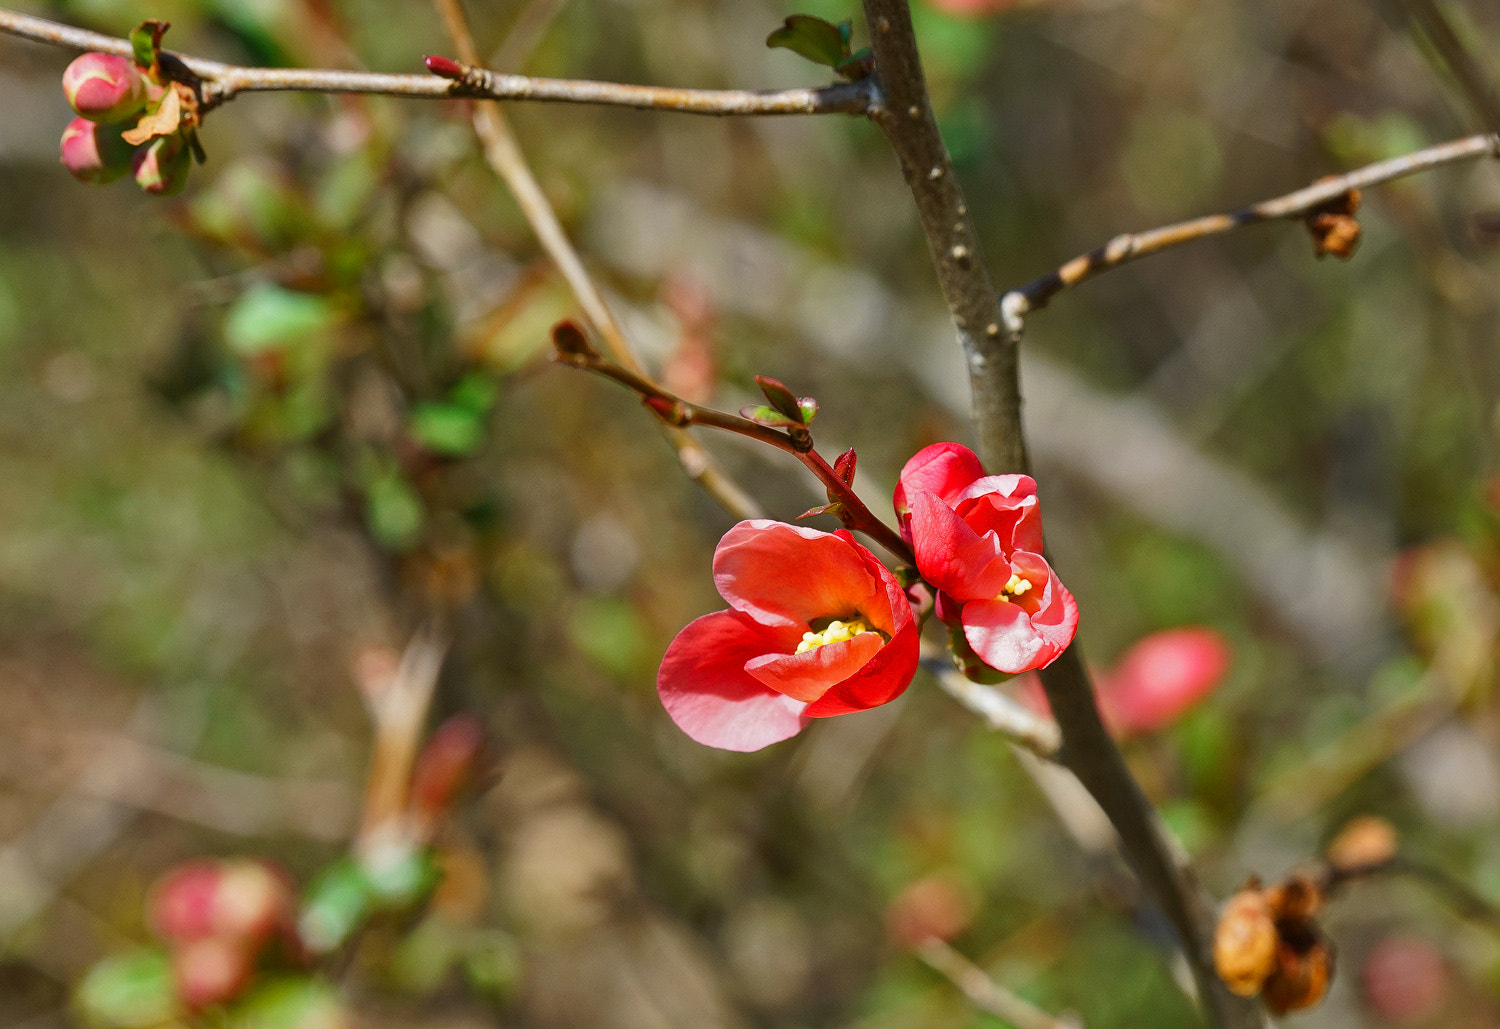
[
  {"left": 408, "top": 714, "right": 486, "bottom": 831},
  {"left": 59, "top": 117, "right": 134, "bottom": 184},
  {"left": 131, "top": 133, "right": 191, "bottom": 195},
  {"left": 658, "top": 520, "right": 919, "bottom": 751},
  {"left": 62, "top": 52, "right": 149, "bottom": 124},
  {"left": 885, "top": 876, "right": 972, "bottom": 947}
]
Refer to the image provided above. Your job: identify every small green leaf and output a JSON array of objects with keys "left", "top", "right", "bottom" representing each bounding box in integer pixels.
[
  {"left": 129, "top": 21, "right": 167, "bottom": 70},
  {"left": 224, "top": 284, "right": 338, "bottom": 355},
  {"left": 740, "top": 404, "right": 804, "bottom": 429},
  {"left": 297, "top": 858, "right": 374, "bottom": 955},
  {"left": 231, "top": 977, "right": 347, "bottom": 1029},
  {"left": 361, "top": 845, "right": 440, "bottom": 905},
  {"left": 797, "top": 397, "right": 819, "bottom": 424},
  {"left": 364, "top": 467, "right": 424, "bottom": 551},
  {"left": 75, "top": 948, "right": 177, "bottom": 1029},
  {"left": 411, "top": 402, "right": 485, "bottom": 456},
  {"left": 766, "top": 14, "right": 848, "bottom": 69},
  {"left": 798, "top": 501, "right": 842, "bottom": 520}
]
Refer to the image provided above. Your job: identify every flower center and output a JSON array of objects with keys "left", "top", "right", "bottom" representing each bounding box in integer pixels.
[
  {"left": 796, "top": 618, "right": 874, "bottom": 654},
  {"left": 997, "top": 572, "right": 1034, "bottom": 603}
]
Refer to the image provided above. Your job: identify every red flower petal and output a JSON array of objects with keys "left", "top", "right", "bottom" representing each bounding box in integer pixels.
[
  {"left": 745, "top": 631, "right": 885, "bottom": 702},
  {"left": 895, "top": 442, "right": 986, "bottom": 527},
  {"left": 714, "top": 520, "right": 878, "bottom": 628},
  {"left": 657, "top": 610, "right": 809, "bottom": 751},
  {"left": 953, "top": 475, "right": 1044, "bottom": 554},
  {"left": 908, "top": 492, "right": 1012, "bottom": 600}
]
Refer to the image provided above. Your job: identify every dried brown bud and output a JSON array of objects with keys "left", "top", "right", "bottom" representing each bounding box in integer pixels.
[
  {"left": 1325, "top": 815, "right": 1398, "bottom": 872},
  {"left": 1305, "top": 187, "right": 1362, "bottom": 259},
  {"left": 1265, "top": 872, "right": 1325, "bottom": 924},
  {"left": 1263, "top": 926, "right": 1334, "bottom": 1015},
  {"left": 1214, "top": 888, "right": 1279, "bottom": 997}
]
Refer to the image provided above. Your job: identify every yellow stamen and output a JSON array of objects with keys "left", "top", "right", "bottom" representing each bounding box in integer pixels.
[
  {"left": 996, "top": 572, "right": 1034, "bottom": 603},
  {"left": 796, "top": 618, "right": 873, "bottom": 654}
]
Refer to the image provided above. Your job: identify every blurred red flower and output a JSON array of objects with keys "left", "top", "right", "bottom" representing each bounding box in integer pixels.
[
  {"left": 896, "top": 443, "right": 1077, "bottom": 674},
  {"left": 658, "top": 520, "right": 919, "bottom": 751},
  {"left": 1016, "top": 626, "right": 1231, "bottom": 737}
]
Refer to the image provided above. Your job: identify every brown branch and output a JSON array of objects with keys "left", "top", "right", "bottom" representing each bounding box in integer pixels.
[
  {"left": 1003, "top": 133, "right": 1500, "bottom": 335},
  {"left": 860, "top": 2, "right": 1258, "bottom": 1025},
  {"left": 0, "top": 7, "right": 876, "bottom": 117},
  {"left": 554, "top": 328, "right": 916, "bottom": 565}
]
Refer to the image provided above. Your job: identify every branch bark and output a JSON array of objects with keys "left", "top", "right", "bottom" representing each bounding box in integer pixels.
[
  {"left": 1003, "top": 133, "right": 1500, "bottom": 338},
  {"left": 0, "top": 7, "right": 875, "bottom": 117},
  {"left": 859, "top": 2, "right": 1258, "bottom": 1025}
]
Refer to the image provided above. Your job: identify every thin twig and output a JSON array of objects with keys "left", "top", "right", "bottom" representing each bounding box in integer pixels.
[
  {"left": 1398, "top": 0, "right": 1500, "bottom": 137},
  {"left": 1002, "top": 133, "right": 1500, "bottom": 336},
  {"left": 356, "top": 625, "right": 449, "bottom": 846},
  {"left": 859, "top": 2, "right": 1258, "bottom": 1024},
  {"left": 921, "top": 651, "right": 1061, "bottom": 759},
  {"left": 0, "top": 7, "right": 875, "bottom": 117},
  {"left": 429, "top": 0, "right": 766, "bottom": 522},
  {"left": 916, "top": 938, "right": 1082, "bottom": 1029}
]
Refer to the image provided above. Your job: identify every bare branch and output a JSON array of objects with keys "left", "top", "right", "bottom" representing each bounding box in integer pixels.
[
  {"left": 1003, "top": 133, "right": 1500, "bottom": 337},
  {"left": 922, "top": 651, "right": 1061, "bottom": 760},
  {"left": 0, "top": 7, "right": 876, "bottom": 118},
  {"left": 916, "top": 938, "right": 1082, "bottom": 1029}
]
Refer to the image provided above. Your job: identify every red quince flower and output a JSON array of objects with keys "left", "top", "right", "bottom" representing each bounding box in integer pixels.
[
  {"left": 896, "top": 443, "right": 1077, "bottom": 674},
  {"left": 658, "top": 520, "right": 919, "bottom": 752}
]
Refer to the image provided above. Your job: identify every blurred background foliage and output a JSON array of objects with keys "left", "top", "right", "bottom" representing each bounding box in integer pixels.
[{"left": 2, "top": 0, "right": 1500, "bottom": 1025}]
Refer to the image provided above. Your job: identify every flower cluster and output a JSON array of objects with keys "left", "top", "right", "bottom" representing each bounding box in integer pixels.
[
  {"left": 657, "top": 443, "right": 1081, "bottom": 750},
  {"left": 59, "top": 43, "right": 198, "bottom": 196}
]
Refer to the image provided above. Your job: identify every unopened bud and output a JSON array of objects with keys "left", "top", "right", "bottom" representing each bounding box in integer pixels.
[
  {"left": 149, "top": 858, "right": 290, "bottom": 946},
  {"left": 132, "top": 133, "right": 190, "bottom": 195},
  {"left": 885, "top": 876, "right": 972, "bottom": 947},
  {"left": 408, "top": 714, "right": 486, "bottom": 833},
  {"left": 1326, "top": 815, "right": 1398, "bottom": 872},
  {"left": 1213, "top": 887, "right": 1278, "bottom": 997},
  {"left": 62, "top": 52, "right": 149, "bottom": 123},
  {"left": 1263, "top": 930, "right": 1334, "bottom": 1015},
  {"left": 171, "top": 936, "right": 254, "bottom": 1010},
  {"left": 59, "top": 117, "right": 134, "bottom": 184}
]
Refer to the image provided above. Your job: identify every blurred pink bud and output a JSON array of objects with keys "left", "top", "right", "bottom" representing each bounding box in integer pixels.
[
  {"left": 62, "top": 52, "right": 148, "bottom": 123},
  {"left": 172, "top": 936, "right": 254, "bottom": 1010},
  {"left": 150, "top": 859, "right": 291, "bottom": 946},
  {"left": 131, "top": 133, "right": 191, "bottom": 196},
  {"left": 59, "top": 117, "right": 134, "bottom": 184},
  {"left": 1361, "top": 935, "right": 1448, "bottom": 1023},
  {"left": 885, "top": 876, "right": 972, "bottom": 947},
  {"left": 1099, "top": 627, "right": 1230, "bottom": 736},
  {"left": 408, "top": 714, "right": 486, "bottom": 831}
]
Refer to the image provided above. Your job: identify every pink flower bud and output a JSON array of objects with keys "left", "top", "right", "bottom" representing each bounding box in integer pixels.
[
  {"left": 131, "top": 133, "right": 191, "bottom": 196},
  {"left": 171, "top": 936, "right": 254, "bottom": 1010},
  {"left": 149, "top": 858, "right": 291, "bottom": 946},
  {"left": 59, "top": 117, "right": 134, "bottom": 184},
  {"left": 62, "top": 52, "right": 148, "bottom": 124}
]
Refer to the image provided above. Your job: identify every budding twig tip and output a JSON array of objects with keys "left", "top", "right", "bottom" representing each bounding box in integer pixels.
[{"left": 424, "top": 55, "right": 467, "bottom": 80}]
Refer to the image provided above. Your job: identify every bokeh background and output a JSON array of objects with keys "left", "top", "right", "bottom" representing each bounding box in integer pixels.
[{"left": 2, "top": 0, "right": 1500, "bottom": 1025}]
